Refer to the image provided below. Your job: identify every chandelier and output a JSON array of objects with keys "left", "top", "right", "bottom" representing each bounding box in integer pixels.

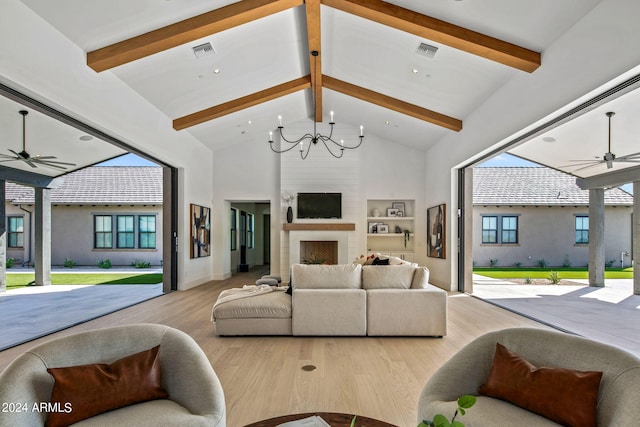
[{"left": 268, "top": 50, "right": 364, "bottom": 159}]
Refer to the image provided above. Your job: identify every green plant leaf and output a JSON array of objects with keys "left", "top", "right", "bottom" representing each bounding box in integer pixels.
[
  {"left": 432, "top": 414, "right": 451, "bottom": 427},
  {"left": 458, "top": 408, "right": 465, "bottom": 416},
  {"left": 457, "top": 395, "right": 476, "bottom": 409},
  {"left": 417, "top": 421, "right": 431, "bottom": 427},
  {"left": 350, "top": 415, "right": 356, "bottom": 427},
  {"left": 451, "top": 422, "right": 465, "bottom": 427}
]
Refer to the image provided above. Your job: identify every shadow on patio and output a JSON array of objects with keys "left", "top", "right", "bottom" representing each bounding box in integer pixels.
[{"left": 472, "top": 274, "right": 640, "bottom": 355}]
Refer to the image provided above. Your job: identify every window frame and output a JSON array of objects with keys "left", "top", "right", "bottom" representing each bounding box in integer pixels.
[
  {"left": 575, "top": 215, "right": 589, "bottom": 244},
  {"left": 481, "top": 214, "right": 519, "bottom": 245},
  {"left": 501, "top": 216, "right": 519, "bottom": 244},
  {"left": 481, "top": 215, "right": 498, "bottom": 244},
  {"left": 94, "top": 215, "right": 113, "bottom": 249},
  {"left": 138, "top": 215, "right": 157, "bottom": 249},
  {"left": 116, "top": 215, "right": 135, "bottom": 249},
  {"left": 7, "top": 216, "right": 24, "bottom": 248},
  {"left": 247, "top": 213, "right": 254, "bottom": 249},
  {"left": 230, "top": 208, "right": 237, "bottom": 251}
]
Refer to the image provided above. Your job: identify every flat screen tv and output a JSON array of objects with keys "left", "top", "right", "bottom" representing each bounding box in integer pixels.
[{"left": 297, "top": 193, "right": 342, "bottom": 219}]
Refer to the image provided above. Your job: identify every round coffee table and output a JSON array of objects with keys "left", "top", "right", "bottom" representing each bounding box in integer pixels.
[{"left": 244, "top": 412, "right": 397, "bottom": 427}]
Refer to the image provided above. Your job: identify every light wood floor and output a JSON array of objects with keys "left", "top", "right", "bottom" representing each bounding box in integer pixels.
[{"left": 0, "top": 268, "right": 550, "bottom": 427}]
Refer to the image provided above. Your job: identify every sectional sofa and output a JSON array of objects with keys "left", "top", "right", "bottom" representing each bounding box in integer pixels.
[{"left": 212, "top": 263, "right": 447, "bottom": 337}]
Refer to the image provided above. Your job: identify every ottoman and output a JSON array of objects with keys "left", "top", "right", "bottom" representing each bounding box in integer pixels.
[{"left": 212, "top": 287, "right": 292, "bottom": 336}]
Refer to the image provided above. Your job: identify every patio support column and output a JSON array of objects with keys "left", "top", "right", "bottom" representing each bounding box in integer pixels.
[
  {"left": 34, "top": 187, "right": 51, "bottom": 286},
  {"left": 0, "top": 180, "right": 6, "bottom": 293},
  {"left": 588, "top": 188, "right": 605, "bottom": 287},
  {"left": 634, "top": 181, "right": 639, "bottom": 295}
]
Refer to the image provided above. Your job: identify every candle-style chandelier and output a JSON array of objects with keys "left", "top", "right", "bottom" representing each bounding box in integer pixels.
[{"left": 268, "top": 51, "right": 364, "bottom": 159}]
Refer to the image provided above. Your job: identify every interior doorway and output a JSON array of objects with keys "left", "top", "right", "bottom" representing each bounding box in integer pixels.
[{"left": 229, "top": 202, "right": 270, "bottom": 274}]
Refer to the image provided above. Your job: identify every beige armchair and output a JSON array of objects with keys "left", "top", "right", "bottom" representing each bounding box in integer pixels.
[
  {"left": 0, "top": 323, "right": 226, "bottom": 427},
  {"left": 418, "top": 328, "right": 640, "bottom": 426}
]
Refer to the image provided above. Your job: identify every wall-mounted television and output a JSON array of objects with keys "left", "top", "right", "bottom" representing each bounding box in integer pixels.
[{"left": 297, "top": 193, "right": 342, "bottom": 219}]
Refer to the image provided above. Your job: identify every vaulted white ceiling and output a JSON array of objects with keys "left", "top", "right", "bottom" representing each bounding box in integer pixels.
[{"left": 6, "top": 0, "right": 640, "bottom": 182}]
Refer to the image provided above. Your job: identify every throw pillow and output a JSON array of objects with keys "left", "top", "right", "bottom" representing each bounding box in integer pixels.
[
  {"left": 46, "top": 345, "right": 168, "bottom": 427},
  {"left": 479, "top": 343, "right": 602, "bottom": 427},
  {"left": 371, "top": 257, "right": 390, "bottom": 265}
]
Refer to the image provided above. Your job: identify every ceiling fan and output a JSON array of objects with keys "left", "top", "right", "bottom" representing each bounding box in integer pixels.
[
  {"left": 564, "top": 111, "right": 640, "bottom": 172},
  {"left": 0, "top": 110, "right": 76, "bottom": 170}
]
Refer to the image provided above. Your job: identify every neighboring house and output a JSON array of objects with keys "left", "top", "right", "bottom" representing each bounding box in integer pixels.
[
  {"left": 4, "top": 166, "right": 163, "bottom": 267},
  {"left": 473, "top": 167, "right": 633, "bottom": 268}
]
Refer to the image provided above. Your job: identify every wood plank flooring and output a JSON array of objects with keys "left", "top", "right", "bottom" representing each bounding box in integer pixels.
[{"left": 0, "top": 268, "right": 550, "bottom": 427}]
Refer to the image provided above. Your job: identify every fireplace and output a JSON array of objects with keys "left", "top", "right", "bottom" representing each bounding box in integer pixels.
[{"left": 300, "top": 240, "right": 338, "bottom": 264}]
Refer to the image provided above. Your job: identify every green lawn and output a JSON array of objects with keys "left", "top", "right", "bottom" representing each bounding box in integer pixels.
[
  {"left": 473, "top": 267, "right": 633, "bottom": 280},
  {"left": 6, "top": 273, "right": 163, "bottom": 290}
]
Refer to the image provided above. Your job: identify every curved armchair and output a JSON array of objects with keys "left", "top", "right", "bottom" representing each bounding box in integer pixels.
[
  {"left": 0, "top": 324, "right": 226, "bottom": 427},
  {"left": 418, "top": 328, "right": 640, "bottom": 426}
]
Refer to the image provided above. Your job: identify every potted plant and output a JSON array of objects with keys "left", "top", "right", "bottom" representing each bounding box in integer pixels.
[{"left": 418, "top": 395, "right": 476, "bottom": 427}]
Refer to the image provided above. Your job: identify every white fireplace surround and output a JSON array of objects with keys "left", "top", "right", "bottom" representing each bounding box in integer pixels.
[{"left": 289, "top": 231, "right": 350, "bottom": 265}]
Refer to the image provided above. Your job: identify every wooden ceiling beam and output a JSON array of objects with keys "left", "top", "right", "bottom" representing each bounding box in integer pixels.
[
  {"left": 323, "top": 75, "right": 462, "bottom": 131},
  {"left": 322, "top": 0, "right": 541, "bottom": 73},
  {"left": 87, "top": 0, "right": 304, "bottom": 72},
  {"left": 173, "top": 76, "right": 311, "bottom": 130},
  {"left": 305, "top": 0, "right": 323, "bottom": 122}
]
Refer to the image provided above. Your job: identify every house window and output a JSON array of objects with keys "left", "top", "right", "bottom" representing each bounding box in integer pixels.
[
  {"left": 138, "top": 215, "right": 156, "bottom": 249},
  {"left": 247, "top": 213, "right": 254, "bottom": 249},
  {"left": 482, "top": 215, "right": 519, "bottom": 244},
  {"left": 482, "top": 216, "right": 498, "bottom": 243},
  {"left": 501, "top": 216, "right": 518, "bottom": 244},
  {"left": 230, "top": 208, "right": 237, "bottom": 251},
  {"left": 94, "top": 215, "right": 113, "bottom": 248},
  {"left": 575, "top": 215, "right": 589, "bottom": 244},
  {"left": 8, "top": 216, "right": 24, "bottom": 248},
  {"left": 117, "top": 215, "right": 135, "bottom": 248}
]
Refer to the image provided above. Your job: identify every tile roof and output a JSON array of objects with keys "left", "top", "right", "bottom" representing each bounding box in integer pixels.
[
  {"left": 5, "top": 166, "right": 163, "bottom": 205},
  {"left": 473, "top": 167, "right": 633, "bottom": 206}
]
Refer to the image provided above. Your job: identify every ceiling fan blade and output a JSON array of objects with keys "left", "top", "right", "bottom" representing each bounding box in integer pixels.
[
  {"left": 35, "top": 160, "right": 75, "bottom": 170},
  {"left": 559, "top": 160, "right": 601, "bottom": 168},
  {"left": 7, "top": 149, "right": 21, "bottom": 157},
  {"left": 0, "top": 153, "right": 18, "bottom": 159},
  {"left": 32, "top": 155, "right": 58, "bottom": 160},
  {"left": 616, "top": 151, "right": 640, "bottom": 160},
  {"left": 36, "top": 159, "right": 76, "bottom": 166},
  {"left": 0, "top": 159, "right": 20, "bottom": 163},
  {"left": 23, "top": 159, "right": 38, "bottom": 168},
  {"left": 572, "top": 162, "right": 605, "bottom": 173}
]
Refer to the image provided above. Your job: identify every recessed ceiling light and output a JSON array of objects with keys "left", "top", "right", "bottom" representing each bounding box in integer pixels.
[
  {"left": 542, "top": 136, "right": 556, "bottom": 143},
  {"left": 247, "top": 120, "right": 252, "bottom": 124},
  {"left": 79, "top": 135, "right": 93, "bottom": 141},
  {"left": 411, "top": 68, "right": 418, "bottom": 74},
  {"left": 213, "top": 69, "right": 221, "bottom": 74},
  {"left": 384, "top": 121, "right": 390, "bottom": 125}
]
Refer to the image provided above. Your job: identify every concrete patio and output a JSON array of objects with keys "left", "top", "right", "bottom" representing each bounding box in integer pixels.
[{"left": 472, "top": 274, "right": 640, "bottom": 355}]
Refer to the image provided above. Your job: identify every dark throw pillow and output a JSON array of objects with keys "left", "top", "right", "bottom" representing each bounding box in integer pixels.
[
  {"left": 46, "top": 345, "right": 168, "bottom": 427},
  {"left": 479, "top": 343, "right": 602, "bottom": 427},
  {"left": 371, "top": 257, "right": 390, "bottom": 265}
]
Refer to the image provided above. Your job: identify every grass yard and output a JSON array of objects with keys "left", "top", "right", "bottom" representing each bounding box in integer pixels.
[
  {"left": 6, "top": 273, "right": 163, "bottom": 290},
  {"left": 473, "top": 267, "right": 633, "bottom": 280}
]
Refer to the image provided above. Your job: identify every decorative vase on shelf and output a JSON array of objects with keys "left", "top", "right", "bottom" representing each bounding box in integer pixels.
[
  {"left": 372, "top": 208, "right": 381, "bottom": 217},
  {"left": 287, "top": 206, "right": 293, "bottom": 223}
]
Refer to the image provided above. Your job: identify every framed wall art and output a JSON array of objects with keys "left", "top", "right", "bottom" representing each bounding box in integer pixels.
[
  {"left": 190, "top": 204, "right": 211, "bottom": 258},
  {"left": 427, "top": 204, "right": 446, "bottom": 259}
]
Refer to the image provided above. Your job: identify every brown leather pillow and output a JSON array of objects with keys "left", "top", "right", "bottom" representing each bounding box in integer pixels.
[
  {"left": 46, "top": 345, "right": 168, "bottom": 427},
  {"left": 479, "top": 343, "right": 602, "bottom": 427}
]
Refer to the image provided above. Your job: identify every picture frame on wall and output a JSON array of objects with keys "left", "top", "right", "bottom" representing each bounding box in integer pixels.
[
  {"left": 387, "top": 208, "right": 399, "bottom": 217},
  {"left": 368, "top": 222, "right": 380, "bottom": 233},
  {"left": 377, "top": 224, "right": 389, "bottom": 234},
  {"left": 190, "top": 204, "right": 211, "bottom": 258},
  {"left": 427, "top": 204, "right": 446, "bottom": 259},
  {"left": 392, "top": 202, "right": 405, "bottom": 216}
]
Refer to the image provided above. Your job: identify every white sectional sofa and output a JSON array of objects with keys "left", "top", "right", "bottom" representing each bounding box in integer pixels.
[{"left": 212, "top": 263, "right": 447, "bottom": 337}]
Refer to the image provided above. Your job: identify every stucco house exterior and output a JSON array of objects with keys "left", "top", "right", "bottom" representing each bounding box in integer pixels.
[
  {"left": 473, "top": 167, "right": 633, "bottom": 268},
  {"left": 4, "top": 166, "right": 163, "bottom": 267}
]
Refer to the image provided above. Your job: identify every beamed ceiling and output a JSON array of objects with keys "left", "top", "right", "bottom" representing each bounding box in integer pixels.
[{"left": 6, "top": 0, "right": 640, "bottom": 183}]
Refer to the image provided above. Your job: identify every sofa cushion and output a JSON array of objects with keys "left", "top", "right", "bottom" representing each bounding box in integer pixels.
[
  {"left": 362, "top": 265, "right": 415, "bottom": 289},
  {"left": 411, "top": 267, "right": 430, "bottom": 289},
  {"left": 291, "top": 263, "right": 362, "bottom": 289},
  {"left": 46, "top": 345, "right": 168, "bottom": 427},
  {"left": 479, "top": 343, "right": 602, "bottom": 427}
]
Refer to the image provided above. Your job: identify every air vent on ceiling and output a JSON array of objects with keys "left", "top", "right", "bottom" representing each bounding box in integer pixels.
[
  {"left": 192, "top": 42, "right": 215, "bottom": 59},
  {"left": 416, "top": 42, "right": 438, "bottom": 58}
]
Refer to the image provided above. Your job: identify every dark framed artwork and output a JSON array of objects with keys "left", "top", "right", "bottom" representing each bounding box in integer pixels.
[
  {"left": 190, "top": 204, "right": 211, "bottom": 258},
  {"left": 427, "top": 204, "right": 446, "bottom": 259}
]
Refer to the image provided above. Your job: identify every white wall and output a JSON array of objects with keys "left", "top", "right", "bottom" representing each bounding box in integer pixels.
[
  {"left": 423, "top": 0, "right": 640, "bottom": 290},
  {"left": 0, "top": 0, "right": 214, "bottom": 289},
  {"left": 211, "top": 124, "right": 427, "bottom": 280}
]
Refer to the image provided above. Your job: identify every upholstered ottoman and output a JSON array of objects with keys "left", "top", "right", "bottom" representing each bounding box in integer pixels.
[{"left": 211, "top": 287, "right": 292, "bottom": 336}]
